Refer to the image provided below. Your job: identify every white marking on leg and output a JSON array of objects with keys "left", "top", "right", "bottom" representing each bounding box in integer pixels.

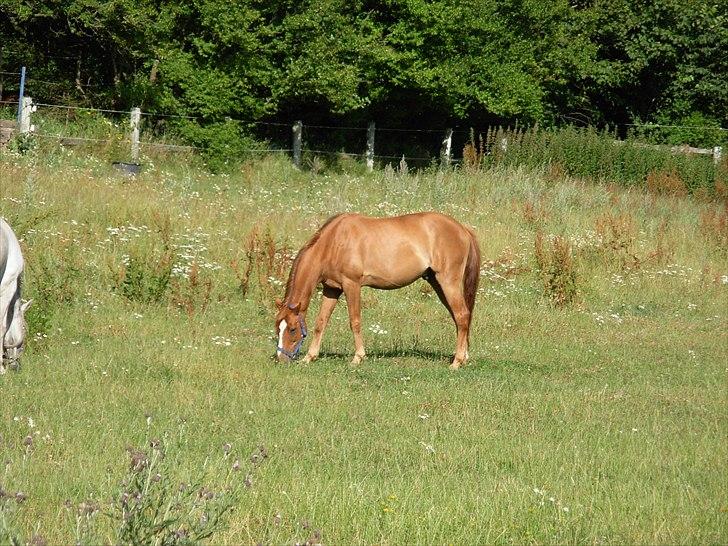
[{"left": 277, "top": 320, "right": 287, "bottom": 356}]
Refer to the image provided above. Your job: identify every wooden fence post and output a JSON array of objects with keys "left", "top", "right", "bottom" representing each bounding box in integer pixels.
[
  {"left": 19, "top": 96, "right": 33, "bottom": 134},
  {"left": 714, "top": 146, "right": 723, "bottom": 165},
  {"left": 440, "top": 128, "right": 453, "bottom": 167},
  {"left": 292, "top": 120, "right": 302, "bottom": 168},
  {"left": 130, "top": 107, "right": 141, "bottom": 162},
  {"left": 366, "top": 122, "right": 375, "bottom": 172}
]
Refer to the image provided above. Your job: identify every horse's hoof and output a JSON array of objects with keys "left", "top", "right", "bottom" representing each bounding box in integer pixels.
[
  {"left": 350, "top": 355, "right": 365, "bottom": 366},
  {"left": 449, "top": 361, "right": 462, "bottom": 370},
  {"left": 302, "top": 354, "right": 316, "bottom": 364}
]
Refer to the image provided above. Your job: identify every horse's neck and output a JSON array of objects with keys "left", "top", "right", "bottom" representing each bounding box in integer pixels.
[{"left": 286, "top": 247, "right": 321, "bottom": 312}]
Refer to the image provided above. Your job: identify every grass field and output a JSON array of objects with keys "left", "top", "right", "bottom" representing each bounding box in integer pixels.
[{"left": 0, "top": 147, "right": 726, "bottom": 544}]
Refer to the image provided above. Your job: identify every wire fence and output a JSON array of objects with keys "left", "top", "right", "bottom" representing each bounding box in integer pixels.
[{"left": 1, "top": 96, "right": 725, "bottom": 167}]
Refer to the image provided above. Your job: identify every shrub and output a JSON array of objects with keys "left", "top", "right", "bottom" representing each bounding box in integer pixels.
[
  {"left": 487, "top": 125, "right": 718, "bottom": 193},
  {"left": 595, "top": 211, "right": 639, "bottom": 270},
  {"left": 534, "top": 231, "right": 577, "bottom": 307},
  {"left": 646, "top": 169, "right": 688, "bottom": 197},
  {"left": 231, "top": 227, "right": 294, "bottom": 300},
  {"left": 171, "top": 262, "right": 213, "bottom": 318},
  {"left": 699, "top": 203, "right": 728, "bottom": 251},
  {"left": 116, "top": 216, "right": 174, "bottom": 304}
]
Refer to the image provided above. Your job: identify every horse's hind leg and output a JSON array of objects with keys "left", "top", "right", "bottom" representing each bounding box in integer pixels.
[
  {"left": 425, "top": 271, "right": 454, "bottom": 322},
  {"left": 342, "top": 281, "right": 366, "bottom": 365},
  {"left": 303, "top": 285, "right": 342, "bottom": 363},
  {"left": 433, "top": 272, "right": 471, "bottom": 369}
]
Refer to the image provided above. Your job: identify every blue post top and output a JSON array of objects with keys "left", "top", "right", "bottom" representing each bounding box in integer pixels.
[{"left": 16, "top": 66, "right": 26, "bottom": 125}]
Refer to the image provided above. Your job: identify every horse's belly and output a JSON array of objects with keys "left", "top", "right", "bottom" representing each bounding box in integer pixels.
[{"left": 361, "top": 250, "right": 428, "bottom": 289}]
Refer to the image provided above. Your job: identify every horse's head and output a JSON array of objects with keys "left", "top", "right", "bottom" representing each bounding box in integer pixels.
[
  {"left": 3, "top": 299, "right": 32, "bottom": 363},
  {"left": 274, "top": 300, "right": 307, "bottom": 362}
]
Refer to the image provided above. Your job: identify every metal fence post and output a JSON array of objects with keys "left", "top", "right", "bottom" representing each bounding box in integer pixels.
[
  {"left": 16, "top": 66, "right": 26, "bottom": 127},
  {"left": 714, "top": 146, "right": 723, "bottom": 165}
]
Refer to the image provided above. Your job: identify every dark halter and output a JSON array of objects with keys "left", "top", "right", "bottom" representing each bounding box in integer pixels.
[{"left": 277, "top": 304, "right": 308, "bottom": 359}]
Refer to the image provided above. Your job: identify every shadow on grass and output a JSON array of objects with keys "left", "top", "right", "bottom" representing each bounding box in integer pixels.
[
  {"left": 303, "top": 351, "right": 554, "bottom": 379},
  {"left": 317, "top": 348, "right": 451, "bottom": 361}
]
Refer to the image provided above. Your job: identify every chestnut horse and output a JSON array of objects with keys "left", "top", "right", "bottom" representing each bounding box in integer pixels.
[{"left": 275, "top": 212, "right": 481, "bottom": 369}]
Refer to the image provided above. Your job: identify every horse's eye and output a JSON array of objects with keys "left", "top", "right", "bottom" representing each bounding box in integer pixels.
[{"left": 289, "top": 328, "right": 296, "bottom": 334}]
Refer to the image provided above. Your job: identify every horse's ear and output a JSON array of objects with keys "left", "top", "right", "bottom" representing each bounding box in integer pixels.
[
  {"left": 289, "top": 302, "right": 300, "bottom": 313},
  {"left": 275, "top": 299, "right": 283, "bottom": 309},
  {"left": 21, "top": 299, "right": 33, "bottom": 312}
]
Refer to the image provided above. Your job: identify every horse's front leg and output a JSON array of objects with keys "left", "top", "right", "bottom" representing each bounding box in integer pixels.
[
  {"left": 343, "top": 281, "right": 366, "bottom": 365},
  {"left": 303, "top": 285, "right": 342, "bottom": 363}
]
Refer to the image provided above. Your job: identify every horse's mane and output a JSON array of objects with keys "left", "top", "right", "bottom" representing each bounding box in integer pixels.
[{"left": 284, "top": 214, "right": 342, "bottom": 301}]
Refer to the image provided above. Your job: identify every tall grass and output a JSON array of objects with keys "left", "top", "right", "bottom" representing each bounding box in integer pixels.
[{"left": 468, "top": 125, "right": 722, "bottom": 194}]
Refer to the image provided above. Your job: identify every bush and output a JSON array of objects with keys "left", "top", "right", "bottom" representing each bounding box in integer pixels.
[
  {"left": 534, "top": 231, "right": 577, "bottom": 307},
  {"left": 171, "top": 119, "right": 265, "bottom": 173},
  {"left": 484, "top": 125, "right": 718, "bottom": 193}
]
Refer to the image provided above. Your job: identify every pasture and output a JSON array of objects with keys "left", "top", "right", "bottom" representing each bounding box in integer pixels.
[{"left": 0, "top": 149, "right": 726, "bottom": 544}]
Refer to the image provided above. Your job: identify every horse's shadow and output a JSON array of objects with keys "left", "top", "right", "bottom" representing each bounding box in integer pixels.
[{"left": 316, "top": 348, "right": 451, "bottom": 361}]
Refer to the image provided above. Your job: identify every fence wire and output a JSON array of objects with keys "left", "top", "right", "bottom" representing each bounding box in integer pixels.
[{"left": 2, "top": 99, "right": 724, "bottom": 165}]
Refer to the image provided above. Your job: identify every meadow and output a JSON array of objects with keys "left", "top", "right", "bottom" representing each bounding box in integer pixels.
[{"left": 0, "top": 144, "right": 726, "bottom": 544}]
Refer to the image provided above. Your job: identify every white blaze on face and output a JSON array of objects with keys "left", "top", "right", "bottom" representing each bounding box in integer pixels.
[{"left": 277, "top": 319, "right": 287, "bottom": 356}]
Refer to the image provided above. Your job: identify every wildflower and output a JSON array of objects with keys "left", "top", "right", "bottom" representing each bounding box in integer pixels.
[
  {"left": 127, "top": 448, "right": 148, "bottom": 472},
  {"left": 78, "top": 501, "right": 98, "bottom": 516},
  {"left": 222, "top": 443, "right": 232, "bottom": 454},
  {"left": 23, "top": 435, "right": 33, "bottom": 447},
  {"left": 198, "top": 487, "right": 214, "bottom": 500},
  {"left": 29, "top": 535, "right": 47, "bottom": 546},
  {"left": 120, "top": 492, "right": 131, "bottom": 506},
  {"left": 419, "top": 441, "right": 435, "bottom": 454},
  {"left": 15, "top": 491, "right": 27, "bottom": 503}
]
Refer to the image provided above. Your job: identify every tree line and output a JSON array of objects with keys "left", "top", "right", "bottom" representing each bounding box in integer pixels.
[{"left": 1, "top": 0, "right": 726, "bottom": 151}]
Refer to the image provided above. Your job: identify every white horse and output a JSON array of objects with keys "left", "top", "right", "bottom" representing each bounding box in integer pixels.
[{"left": 0, "top": 218, "right": 32, "bottom": 373}]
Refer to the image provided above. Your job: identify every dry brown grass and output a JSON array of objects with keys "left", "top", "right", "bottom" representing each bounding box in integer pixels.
[
  {"left": 534, "top": 231, "right": 577, "bottom": 307},
  {"left": 595, "top": 211, "right": 640, "bottom": 269},
  {"left": 699, "top": 202, "right": 728, "bottom": 250}
]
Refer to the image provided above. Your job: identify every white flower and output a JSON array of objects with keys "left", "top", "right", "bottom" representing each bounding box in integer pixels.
[{"left": 419, "top": 442, "right": 435, "bottom": 454}]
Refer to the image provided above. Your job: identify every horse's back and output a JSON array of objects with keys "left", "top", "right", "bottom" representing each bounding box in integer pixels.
[
  {"left": 0, "top": 219, "right": 23, "bottom": 293},
  {"left": 322, "top": 212, "right": 472, "bottom": 288}
]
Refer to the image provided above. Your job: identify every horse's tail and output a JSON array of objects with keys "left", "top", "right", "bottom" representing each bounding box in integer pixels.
[{"left": 463, "top": 228, "right": 481, "bottom": 314}]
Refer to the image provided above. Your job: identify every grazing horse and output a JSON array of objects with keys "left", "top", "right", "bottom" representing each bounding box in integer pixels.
[
  {"left": 0, "top": 218, "right": 32, "bottom": 373},
  {"left": 275, "top": 212, "right": 480, "bottom": 369}
]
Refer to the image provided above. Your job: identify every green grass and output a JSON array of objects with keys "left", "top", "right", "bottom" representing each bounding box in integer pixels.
[{"left": 0, "top": 147, "right": 726, "bottom": 544}]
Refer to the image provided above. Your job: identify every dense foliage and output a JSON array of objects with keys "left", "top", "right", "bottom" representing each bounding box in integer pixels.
[{"left": 1, "top": 0, "right": 726, "bottom": 143}]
